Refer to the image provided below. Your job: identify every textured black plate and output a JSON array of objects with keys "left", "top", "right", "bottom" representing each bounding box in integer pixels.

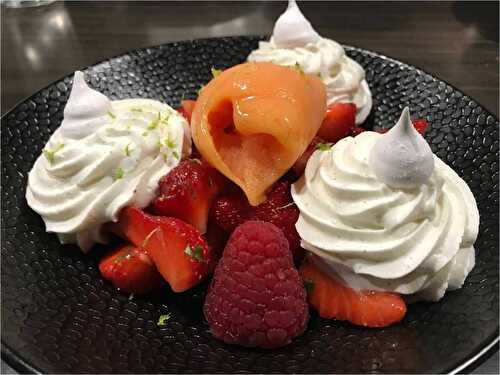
[{"left": 1, "top": 36, "right": 499, "bottom": 374}]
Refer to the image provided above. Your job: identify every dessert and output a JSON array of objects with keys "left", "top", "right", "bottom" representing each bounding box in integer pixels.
[
  {"left": 191, "top": 61, "right": 326, "bottom": 205},
  {"left": 291, "top": 108, "right": 479, "bottom": 304},
  {"left": 248, "top": 0, "right": 372, "bottom": 124},
  {"left": 26, "top": 71, "right": 190, "bottom": 251},
  {"left": 24, "top": 24, "right": 481, "bottom": 349}
]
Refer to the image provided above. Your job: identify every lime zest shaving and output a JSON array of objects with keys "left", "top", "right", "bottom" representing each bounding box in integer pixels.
[
  {"left": 184, "top": 244, "right": 206, "bottom": 263},
  {"left": 43, "top": 143, "right": 64, "bottom": 164},
  {"left": 130, "top": 107, "right": 143, "bottom": 113},
  {"left": 115, "top": 167, "right": 124, "bottom": 180},
  {"left": 147, "top": 112, "right": 161, "bottom": 131},
  {"left": 124, "top": 143, "right": 131, "bottom": 156},
  {"left": 316, "top": 143, "right": 332, "bottom": 151},
  {"left": 107, "top": 111, "right": 116, "bottom": 119},
  {"left": 157, "top": 313, "right": 172, "bottom": 326},
  {"left": 211, "top": 67, "right": 223, "bottom": 78},
  {"left": 172, "top": 151, "right": 179, "bottom": 160}
]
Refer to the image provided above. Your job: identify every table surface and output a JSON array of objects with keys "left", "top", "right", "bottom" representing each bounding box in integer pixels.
[{"left": 1, "top": 1, "right": 498, "bottom": 373}]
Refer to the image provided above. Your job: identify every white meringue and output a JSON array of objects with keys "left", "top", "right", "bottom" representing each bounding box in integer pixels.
[{"left": 369, "top": 107, "right": 435, "bottom": 189}]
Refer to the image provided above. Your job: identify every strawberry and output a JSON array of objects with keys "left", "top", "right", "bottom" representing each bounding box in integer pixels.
[
  {"left": 177, "top": 99, "right": 196, "bottom": 124},
  {"left": 210, "top": 192, "right": 251, "bottom": 233},
  {"left": 98, "top": 244, "right": 162, "bottom": 294},
  {"left": 317, "top": 103, "right": 356, "bottom": 143},
  {"left": 300, "top": 260, "right": 407, "bottom": 328},
  {"left": 376, "top": 118, "right": 428, "bottom": 135},
  {"left": 152, "top": 159, "right": 226, "bottom": 234},
  {"left": 412, "top": 119, "right": 429, "bottom": 135},
  {"left": 292, "top": 136, "right": 324, "bottom": 177},
  {"left": 113, "top": 206, "right": 212, "bottom": 293},
  {"left": 211, "top": 181, "right": 304, "bottom": 263}
]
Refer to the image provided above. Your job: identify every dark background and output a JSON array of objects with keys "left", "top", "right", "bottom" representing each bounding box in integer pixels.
[{"left": 1, "top": 1, "right": 498, "bottom": 373}]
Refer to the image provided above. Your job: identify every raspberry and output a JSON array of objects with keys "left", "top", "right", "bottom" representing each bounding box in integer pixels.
[{"left": 203, "top": 221, "right": 309, "bottom": 349}]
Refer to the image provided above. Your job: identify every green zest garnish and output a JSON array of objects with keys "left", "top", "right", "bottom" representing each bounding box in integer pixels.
[
  {"left": 316, "top": 143, "right": 332, "bottom": 151},
  {"left": 43, "top": 143, "right": 64, "bottom": 164},
  {"left": 131, "top": 108, "right": 143, "bottom": 113},
  {"left": 184, "top": 245, "right": 206, "bottom": 263},
  {"left": 147, "top": 112, "right": 161, "bottom": 131},
  {"left": 211, "top": 67, "right": 223, "bottom": 78},
  {"left": 124, "top": 143, "right": 131, "bottom": 156},
  {"left": 172, "top": 151, "right": 179, "bottom": 160},
  {"left": 303, "top": 279, "right": 315, "bottom": 294},
  {"left": 157, "top": 313, "right": 172, "bottom": 326},
  {"left": 107, "top": 111, "right": 116, "bottom": 119},
  {"left": 115, "top": 167, "right": 124, "bottom": 180}
]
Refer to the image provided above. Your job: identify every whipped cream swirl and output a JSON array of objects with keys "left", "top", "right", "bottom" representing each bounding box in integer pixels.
[
  {"left": 291, "top": 131, "right": 479, "bottom": 301},
  {"left": 247, "top": 0, "right": 372, "bottom": 124},
  {"left": 26, "top": 72, "right": 190, "bottom": 251}
]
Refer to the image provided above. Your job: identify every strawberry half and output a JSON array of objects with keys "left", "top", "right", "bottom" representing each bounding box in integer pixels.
[
  {"left": 300, "top": 260, "right": 407, "bottom": 327},
  {"left": 113, "top": 206, "right": 212, "bottom": 293},
  {"left": 152, "top": 159, "right": 226, "bottom": 234},
  {"left": 98, "top": 244, "right": 162, "bottom": 294},
  {"left": 317, "top": 102, "right": 356, "bottom": 143}
]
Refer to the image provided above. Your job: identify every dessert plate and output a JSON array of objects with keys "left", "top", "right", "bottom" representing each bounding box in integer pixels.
[{"left": 1, "top": 36, "right": 498, "bottom": 374}]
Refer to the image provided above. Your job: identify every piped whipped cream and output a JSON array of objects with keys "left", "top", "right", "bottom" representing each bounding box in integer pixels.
[
  {"left": 291, "top": 110, "right": 479, "bottom": 301},
  {"left": 26, "top": 71, "right": 190, "bottom": 251},
  {"left": 247, "top": 0, "right": 372, "bottom": 124}
]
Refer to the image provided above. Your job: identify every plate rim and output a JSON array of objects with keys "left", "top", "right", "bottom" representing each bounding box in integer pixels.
[{"left": 1, "top": 35, "right": 498, "bottom": 374}]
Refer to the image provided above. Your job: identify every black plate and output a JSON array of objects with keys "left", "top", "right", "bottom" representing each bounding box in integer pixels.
[{"left": 1, "top": 36, "right": 498, "bottom": 374}]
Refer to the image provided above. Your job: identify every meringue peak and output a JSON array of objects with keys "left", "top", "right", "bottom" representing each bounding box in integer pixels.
[
  {"left": 60, "top": 71, "right": 111, "bottom": 139},
  {"left": 272, "top": 0, "right": 320, "bottom": 49},
  {"left": 369, "top": 107, "right": 435, "bottom": 189}
]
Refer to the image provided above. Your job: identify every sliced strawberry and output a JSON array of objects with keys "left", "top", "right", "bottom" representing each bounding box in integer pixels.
[
  {"left": 300, "top": 260, "right": 407, "bottom": 328},
  {"left": 113, "top": 206, "right": 212, "bottom": 293},
  {"left": 210, "top": 192, "right": 251, "bottom": 233},
  {"left": 317, "top": 103, "right": 356, "bottom": 143},
  {"left": 177, "top": 99, "right": 196, "bottom": 124},
  {"left": 412, "top": 119, "right": 429, "bottom": 135},
  {"left": 152, "top": 159, "right": 226, "bottom": 234},
  {"left": 253, "top": 181, "right": 304, "bottom": 263},
  {"left": 211, "top": 181, "right": 304, "bottom": 263},
  {"left": 98, "top": 244, "right": 162, "bottom": 294},
  {"left": 292, "top": 136, "right": 324, "bottom": 177}
]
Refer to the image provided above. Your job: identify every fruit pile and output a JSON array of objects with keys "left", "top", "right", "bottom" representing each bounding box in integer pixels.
[{"left": 98, "top": 94, "right": 428, "bottom": 349}]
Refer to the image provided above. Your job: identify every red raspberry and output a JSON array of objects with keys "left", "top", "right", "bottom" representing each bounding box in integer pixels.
[{"left": 203, "top": 221, "right": 309, "bottom": 349}]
